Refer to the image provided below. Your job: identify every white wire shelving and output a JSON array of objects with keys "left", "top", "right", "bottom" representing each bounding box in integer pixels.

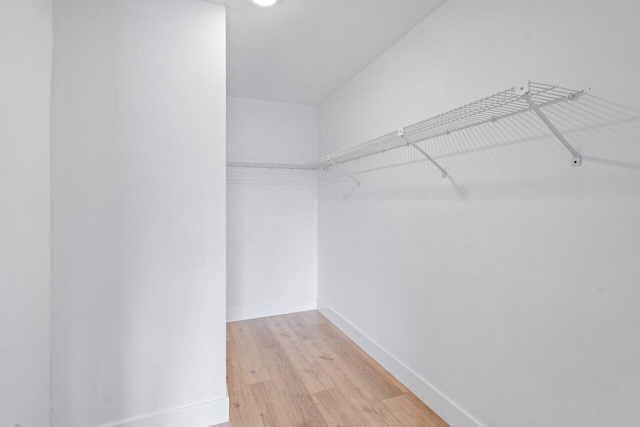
[{"left": 226, "top": 81, "right": 586, "bottom": 184}]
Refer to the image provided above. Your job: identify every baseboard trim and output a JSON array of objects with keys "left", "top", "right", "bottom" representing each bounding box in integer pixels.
[
  {"left": 98, "top": 390, "right": 229, "bottom": 427},
  {"left": 227, "top": 298, "right": 317, "bottom": 322},
  {"left": 317, "top": 300, "right": 485, "bottom": 427}
]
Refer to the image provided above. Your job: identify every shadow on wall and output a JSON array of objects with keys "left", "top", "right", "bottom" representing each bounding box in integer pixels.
[{"left": 319, "top": 94, "right": 640, "bottom": 201}]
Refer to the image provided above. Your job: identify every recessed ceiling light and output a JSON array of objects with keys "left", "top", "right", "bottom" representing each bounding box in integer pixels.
[{"left": 252, "top": 0, "right": 278, "bottom": 6}]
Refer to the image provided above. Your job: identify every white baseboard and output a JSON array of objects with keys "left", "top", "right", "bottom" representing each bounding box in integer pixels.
[
  {"left": 317, "top": 300, "right": 485, "bottom": 427},
  {"left": 99, "top": 391, "right": 229, "bottom": 427},
  {"left": 227, "top": 298, "right": 317, "bottom": 322}
]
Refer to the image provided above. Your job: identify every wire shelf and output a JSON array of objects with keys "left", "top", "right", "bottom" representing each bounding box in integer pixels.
[{"left": 227, "top": 81, "right": 584, "bottom": 172}]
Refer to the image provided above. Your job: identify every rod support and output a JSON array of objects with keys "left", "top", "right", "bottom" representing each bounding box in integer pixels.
[
  {"left": 399, "top": 129, "right": 447, "bottom": 178},
  {"left": 328, "top": 157, "right": 361, "bottom": 187},
  {"left": 519, "top": 83, "right": 582, "bottom": 167}
]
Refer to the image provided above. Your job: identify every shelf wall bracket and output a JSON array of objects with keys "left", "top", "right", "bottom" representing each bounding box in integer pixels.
[
  {"left": 518, "top": 82, "right": 582, "bottom": 166},
  {"left": 399, "top": 128, "right": 447, "bottom": 178},
  {"left": 328, "top": 157, "right": 361, "bottom": 187}
]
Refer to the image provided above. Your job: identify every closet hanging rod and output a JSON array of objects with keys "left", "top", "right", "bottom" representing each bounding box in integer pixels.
[
  {"left": 226, "top": 81, "right": 585, "bottom": 171},
  {"left": 226, "top": 161, "right": 315, "bottom": 170}
]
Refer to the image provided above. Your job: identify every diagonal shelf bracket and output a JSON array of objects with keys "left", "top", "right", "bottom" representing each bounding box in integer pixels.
[
  {"left": 399, "top": 128, "right": 447, "bottom": 178},
  {"left": 518, "top": 81, "right": 582, "bottom": 166},
  {"left": 329, "top": 157, "right": 361, "bottom": 187}
]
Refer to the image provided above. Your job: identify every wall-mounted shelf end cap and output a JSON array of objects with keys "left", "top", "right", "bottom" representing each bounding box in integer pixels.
[{"left": 515, "top": 80, "right": 531, "bottom": 96}]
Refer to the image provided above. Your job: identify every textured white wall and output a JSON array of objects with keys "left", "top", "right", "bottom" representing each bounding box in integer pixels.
[
  {"left": 0, "top": 0, "right": 52, "bottom": 426},
  {"left": 317, "top": 1, "right": 640, "bottom": 426},
  {"left": 227, "top": 97, "right": 318, "bottom": 321},
  {"left": 51, "top": 1, "right": 228, "bottom": 426}
]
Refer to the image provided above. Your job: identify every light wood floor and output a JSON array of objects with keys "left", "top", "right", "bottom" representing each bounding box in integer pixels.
[{"left": 216, "top": 310, "right": 448, "bottom": 427}]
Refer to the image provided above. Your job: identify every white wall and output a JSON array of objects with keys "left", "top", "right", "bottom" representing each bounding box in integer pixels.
[
  {"left": 51, "top": 1, "right": 228, "bottom": 426},
  {"left": 317, "top": 1, "right": 640, "bottom": 426},
  {"left": 227, "top": 97, "right": 318, "bottom": 321},
  {"left": 0, "top": 1, "right": 52, "bottom": 426}
]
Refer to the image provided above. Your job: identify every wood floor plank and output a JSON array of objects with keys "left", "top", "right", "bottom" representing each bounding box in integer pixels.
[
  {"left": 308, "top": 322, "right": 342, "bottom": 341},
  {"left": 246, "top": 318, "right": 279, "bottom": 350},
  {"left": 302, "top": 338, "right": 353, "bottom": 383},
  {"left": 216, "top": 311, "right": 448, "bottom": 427},
  {"left": 315, "top": 384, "right": 389, "bottom": 427},
  {"left": 324, "top": 336, "right": 405, "bottom": 402},
  {"left": 226, "top": 323, "right": 233, "bottom": 342},
  {"left": 284, "top": 312, "right": 329, "bottom": 341},
  {"left": 312, "top": 387, "right": 370, "bottom": 427},
  {"left": 250, "top": 380, "right": 294, "bottom": 427},
  {"left": 260, "top": 346, "right": 329, "bottom": 427},
  {"left": 320, "top": 321, "right": 410, "bottom": 394},
  {"left": 375, "top": 393, "right": 442, "bottom": 427},
  {"left": 302, "top": 338, "right": 384, "bottom": 409},
  {"left": 228, "top": 321, "right": 259, "bottom": 355},
  {"left": 265, "top": 315, "right": 305, "bottom": 348},
  {"left": 311, "top": 389, "right": 350, "bottom": 427},
  {"left": 226, "top": 347, "right": 244, "bottom": 426},
  {"left": 405, "top": 393, "right": 449, "bottom": 427},
  {"left": 298, "top": 310, "right": 327, "bottom": 325},
  {"left": 236, "top": 349, "right": 271, "bottom": 386},
  {"left": 280, "top": 339, "right": 334, "bottom": 393},
  {"left": 226, "top": 341, "right": 264, "bottom": 427}
]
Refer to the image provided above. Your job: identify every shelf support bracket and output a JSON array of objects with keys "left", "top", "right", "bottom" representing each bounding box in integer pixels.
[
  {"left": 328, "top": 157, "right": 360, "bottom": 187},
  {"left": 518, "top": 83, "right": 582, "bottom": 166},
  {"left": 399, "top": 129, "right": 447, "bottom": 178}
]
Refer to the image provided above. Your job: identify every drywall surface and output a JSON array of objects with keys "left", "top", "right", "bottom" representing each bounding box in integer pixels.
[
  {"left": 227, "top": 97, "right": 318, "bottom": 321},
  {"left": 51, "top": 1, "right": 228, "bottom": 426},
  {"left": 317, "top": 0, "right": 640, "bottom": 426},
  {"left": 0, "top": 0, "right": 52, "bottom": 426}
]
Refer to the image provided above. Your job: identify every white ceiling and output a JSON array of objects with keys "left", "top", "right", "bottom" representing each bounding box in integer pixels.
[{"left": 212, "top": 0, "right": 445, "bottom": 105}]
